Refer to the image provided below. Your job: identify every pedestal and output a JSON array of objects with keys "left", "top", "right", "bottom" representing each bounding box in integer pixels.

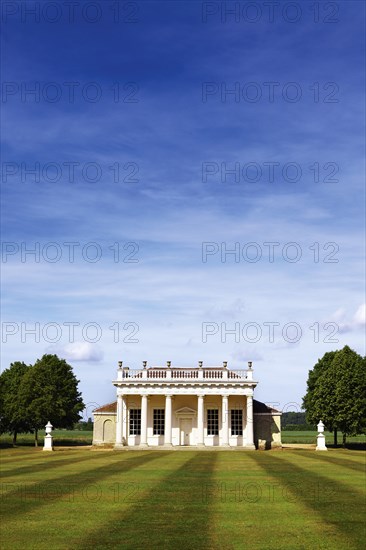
[
  {"left": 43, "top": 434, "right": 54, "bottom": 451},
  {"left": 316, "top": 433, "right": 328, "bottom": 451}
]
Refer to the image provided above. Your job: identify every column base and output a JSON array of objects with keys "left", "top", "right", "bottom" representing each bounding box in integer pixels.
[
  {"left": 139, "top": 442, "right": 149, "bottom": 447},
  {"left": 242, "top": 444, "right": 256, "bottom": 450},
  {"left": 316, "top": 447, "right": 328, "bottom": 451},
  {"left": 114, "top": 443, "right": 126, "bottom": 449}
]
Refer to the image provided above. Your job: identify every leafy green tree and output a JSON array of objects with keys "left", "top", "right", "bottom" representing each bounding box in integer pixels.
[
  {"left": 302, "top": 351, "right": 338, "bottom": 444},
  {"left": 303, "top": 346, "right": 366, "bottom": 446},
  {"left": 331, "top": 347, "right": 366, "bottom": 445},
  {"left": 0, "top": 362, "right": 33, "bottom": 445},
  {"left": 19, "top": 354, "right": 84, "bottom": 446}
]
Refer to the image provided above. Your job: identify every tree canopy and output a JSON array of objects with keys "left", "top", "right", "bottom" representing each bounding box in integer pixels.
[
  {"left": 0, "top": 354, "right": 84, "bottom": 446},
  {"left": 302, "top": 346, "right": 366, "bottom": 445},
  {"left": 0, "top": 361, "right": 33, "bottom": 444}
]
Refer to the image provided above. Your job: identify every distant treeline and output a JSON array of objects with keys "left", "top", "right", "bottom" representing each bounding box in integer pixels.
[
  {"left": 74, "top": 419, "right": 93, "bottom": 431},
  {"left": 281, "top": 412, "right": 316, "bottom": 431}
]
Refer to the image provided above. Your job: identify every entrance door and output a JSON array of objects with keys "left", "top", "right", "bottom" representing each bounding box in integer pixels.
[{"left": 180, "top": 419, "right": 192, "bottom": 445}]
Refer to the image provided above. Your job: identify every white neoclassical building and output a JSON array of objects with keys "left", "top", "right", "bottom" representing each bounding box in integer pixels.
[{"left": 93, "top": 361, "right": 282, "bottom": 449}]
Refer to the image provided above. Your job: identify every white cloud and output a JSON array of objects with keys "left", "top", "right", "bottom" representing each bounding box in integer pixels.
[
  {"left": 353, "top": 304, "right": 366, "bottom": 326},
  {"left": 329, "top": 303, "right": 366, "bottom": 333},
  {"left": 46, "top": 342, "right": 104, "bottom": 362}
]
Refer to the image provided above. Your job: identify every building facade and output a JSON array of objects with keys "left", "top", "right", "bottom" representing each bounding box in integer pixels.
[{"left": 93, "top": 361, "right": 282, "bottom": 449}]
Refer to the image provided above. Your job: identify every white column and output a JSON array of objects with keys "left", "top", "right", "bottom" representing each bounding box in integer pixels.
[
  {"left": 140, "top": 394, "right": 148, "bottom": 446},
  {"left": 121, "top": 396, "right": 128, "bottom": 445},
  {"left": 197, "top": 394, "right": 205, "bottom": 446},
  {"left": 246, "top": 394, "right": 255, "bottom": 449},
  {"left": 115, "top": 394, "right": 123, "bottom": 447},
  {"left": 222, "top": 395, "right": 229, "bottom": 446},
  {"left": 165, "top": 395, "right": 173, "bottom": 446}
]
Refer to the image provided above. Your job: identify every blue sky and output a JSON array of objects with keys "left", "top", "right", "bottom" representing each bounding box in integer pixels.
[{"left": 1, "top": 0, "right": 365, "bottom": 414}]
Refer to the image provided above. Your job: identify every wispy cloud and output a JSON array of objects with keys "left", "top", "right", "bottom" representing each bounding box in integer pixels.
[
  {"left": 330, "top": 304, "right": 366, "bottom": 334},
  {"left": 46, "top": 342, "right": 104, "bottom": 362},
  {"left": 1, "top": 2, "right": 364, "bottom": 408}
]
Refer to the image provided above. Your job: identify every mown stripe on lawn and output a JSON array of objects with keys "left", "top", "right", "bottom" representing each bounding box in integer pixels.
[
  {"left": 0, "top": 451, "right": 112, "bottom": 480},
  {"left": 248, "top": 452, "right": 365, "bottom": 549},
  {"left": 293, "top": 451, "right": 366, "bottom": 474},
  {"left": 209, "top": 451, "right": 338, "bottom": 550},
  {"left": 0, "top": 450, "right": 44, "bottom": 463},
  {"left": 74, "top": 452, "right": 219, "bottom": 550},
  {"left": 0, "top": 450, "right": 113, "bottom": 495},
  {"left": 1, "top": 451, "right": 172, "bottom": 518},
  {"left": 271, "top": 451, "right": 365, "bottom": 497}
]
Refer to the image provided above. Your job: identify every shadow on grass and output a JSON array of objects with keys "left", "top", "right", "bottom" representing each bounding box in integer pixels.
[
  {"left": 77, "top": 452, "right": 219, "bottom": 550},
  {"left": 1, "top": 452, "right": 169, "bottom": 518},
  {"left": 1, "top": 452, "right": 108, "bottom": 480},
  {"left": 327, "top": 443, "right": 366, "bottom": 451},
  {"left": 294, "top": 451, "right": 366, "bottom": 474},
  {"left": 0, "top": 450, "right": 45, "bottom": 462},
  {"left": 249, "top": 452, "right": 365, "bottom": 548},
  {"left": 0, "top": 439, "right": 92, "bottom": 449}
]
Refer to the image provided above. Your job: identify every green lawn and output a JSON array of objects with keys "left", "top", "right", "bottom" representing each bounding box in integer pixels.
[
  {"left": 1, "top": 429, "right": 364, "bottom": 448},
  {"left": 281, "top": 430, "right": 366, "bottom": 445},
  {"left": 1, "top": 447, "right": 365, "bottom": 549},
  {"left": 0, "top": 430, "right": 93, "bottom": 447}
]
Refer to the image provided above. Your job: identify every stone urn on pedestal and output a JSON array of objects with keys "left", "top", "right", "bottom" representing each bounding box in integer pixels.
[
  {"left": 316, "top": 420, "right": 328, "bottom": 451},
  {"left": 43, "top": 421, "right": 54, "bottom": 451}
]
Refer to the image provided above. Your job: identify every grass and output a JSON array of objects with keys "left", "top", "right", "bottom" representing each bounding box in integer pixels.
[
  {"left": 281, "top": 430, "right": 366, "bottom": 445},
  {"left": 1, "top": 447, "right": 365, "bottom": 549},
  {"left": 1, "top": 429, "right": 364, "bottom": 448},
  {"left": 0, "top": 430, "right": 366, "bottom": 447},
  {"left": 0, "top": 430, "right": 93, "bottom": 447}
]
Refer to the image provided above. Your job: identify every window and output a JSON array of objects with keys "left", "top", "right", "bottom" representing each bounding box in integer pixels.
[
  {"left": 129, "top": 409, "right": 141, "bottom": 435},
  {"left": 231, "top": 410, "right": 243, "bottom": 436},
  {"left": 207, "top": 409, "right": 219, "bottom": 435},
  {"left": 153, "top": 409, "right": 165, "bottom": 435}
]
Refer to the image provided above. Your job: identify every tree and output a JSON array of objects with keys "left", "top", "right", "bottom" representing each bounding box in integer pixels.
[
  {"left": 303, "top": 346, "right": 366, "bottom": 446},
  {"left": 331, "top": 347, "right": 366, "bottom": 445},
  {"left": 19, "top": 354, "right": 84, "bottom": 446},
  {"left": 0, "top": 362, "right": 33, "bottom": 445},
  {"left": 303, "top": 350, "right": 338, "bottom": 444}
]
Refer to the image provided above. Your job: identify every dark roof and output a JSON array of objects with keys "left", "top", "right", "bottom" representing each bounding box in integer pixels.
[
  {"left": 254, "top": 400, "right": 281, "bottom": 414},
  {"left": 94, "top": 399, "right": 281, "bottom": 415},
  {"left": 93, "top": 402, "right": 117, "bottom": 413}
]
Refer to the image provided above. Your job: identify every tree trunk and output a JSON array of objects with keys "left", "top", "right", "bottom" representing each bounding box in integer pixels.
[
  {"left": 333, "top": 428, "right": 338, "bottom": 447},
  {"left": 342, "top": 433, "right": 347, "bottom": 447},
  {"left": 34, "top": 429, "right": 38, "bottom": 447},
  {"left": 12, "top": 431, "right": 17, "bottom": 446}
]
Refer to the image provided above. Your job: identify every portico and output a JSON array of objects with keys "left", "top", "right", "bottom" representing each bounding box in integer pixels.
[{"left": 113, "top": 361, "right": 257, "bottom": 449}]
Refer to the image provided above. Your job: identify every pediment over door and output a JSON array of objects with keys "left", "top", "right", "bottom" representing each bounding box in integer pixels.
[{"left": 175, "top": 407, "right": 196, "bottom": 418}]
